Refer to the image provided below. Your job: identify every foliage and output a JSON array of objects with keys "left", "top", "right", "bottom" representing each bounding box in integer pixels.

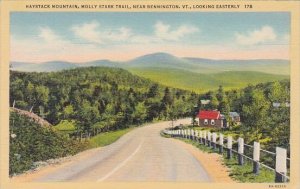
[
  {"left": 10, "top": 67, "right": 198, "bottom": 138},
  {"left": 9, "top": 111, "right": 89, "bottom": 175},
  {"left": 199, "top": 80, "right": 290, "bottom": 151}
]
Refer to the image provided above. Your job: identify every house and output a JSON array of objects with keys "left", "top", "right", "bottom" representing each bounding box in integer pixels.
[
  {"left": 229, "top": 112, "right": 240, "bottom": 123},
  {"left": 197, "top": 110, "right": 227, "bottom": 128}
]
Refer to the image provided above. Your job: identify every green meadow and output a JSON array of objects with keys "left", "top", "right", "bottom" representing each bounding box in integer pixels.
[{"left": 129, "top": 67, "right": 289, "bottom": 93}]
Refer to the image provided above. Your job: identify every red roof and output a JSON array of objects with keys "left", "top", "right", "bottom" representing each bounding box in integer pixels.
[{"left": 198, "top": 110, "right": 220, "bottom": 120}]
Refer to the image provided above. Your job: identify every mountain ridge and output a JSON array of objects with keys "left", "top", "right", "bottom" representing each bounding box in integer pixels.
[{"left": 11, "top": 52, "right": 290, "bottom": 75}]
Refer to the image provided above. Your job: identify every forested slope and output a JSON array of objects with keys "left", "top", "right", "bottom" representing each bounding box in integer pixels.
[{"left": 10, "top": 67, "right": 199, "bottom": 137}]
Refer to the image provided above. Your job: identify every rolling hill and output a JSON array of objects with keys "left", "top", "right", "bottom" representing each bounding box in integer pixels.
[
  {"left": 11, "top": 52, "right": 290, "bottom": 93},
  {"left": 128, "top": 67, "right": 289, "bottom": 93}
]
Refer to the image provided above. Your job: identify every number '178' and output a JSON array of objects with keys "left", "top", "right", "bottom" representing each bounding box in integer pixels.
[{"left": 245, "top": 4, "right": 253, "bottom": 8}]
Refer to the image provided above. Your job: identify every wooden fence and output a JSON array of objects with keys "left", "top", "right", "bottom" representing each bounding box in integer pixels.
[{"left": 163, "top": 128, "right": 290, "bottom": 183}]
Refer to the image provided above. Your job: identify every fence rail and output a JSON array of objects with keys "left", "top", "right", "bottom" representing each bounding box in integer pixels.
[{"left": 163, "top": 128, "right": 290, "bottom": 183}]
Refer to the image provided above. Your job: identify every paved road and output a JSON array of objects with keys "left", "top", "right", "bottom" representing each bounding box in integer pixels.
[{"left": 35, "top": 119, "right": 211, "bottom": 182}]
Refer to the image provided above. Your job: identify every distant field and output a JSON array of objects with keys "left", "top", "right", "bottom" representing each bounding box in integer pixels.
[{"left": 129, "top": 68, "right": 289, "bottom": 93}]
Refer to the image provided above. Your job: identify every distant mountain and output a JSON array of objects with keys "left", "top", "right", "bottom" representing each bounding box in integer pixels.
[
  {"left": 182, "top": 57, "right": 290, "bottom": 74},
  {"left": 11, "top": 52, "right": 290, "bottom": 75},
  {"left": 11, "top": 61, "right": 78, "bottom": 72},
  {"left": 80, "top": 60, "right": 121, "bottom": 68},
  {"left": 127, "top": 52, "right": 186, "bottom": 66}
]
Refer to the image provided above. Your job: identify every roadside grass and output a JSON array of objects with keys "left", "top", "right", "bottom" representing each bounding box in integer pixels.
[
  {"left": 86, "top": 120, "right": 163, "bottom": 148},
  {"left": 167, "top": 135, "right": 275, "bottom": 183},
  {"left": 223, "top": 156, "right": 274, "bottom": 183},
  {"left": 89, "top": 127, "right": 133, "bottom": 148}
]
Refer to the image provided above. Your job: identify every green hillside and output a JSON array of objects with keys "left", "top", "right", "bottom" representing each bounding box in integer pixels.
[
  {"left": 129, "top": 68, "right": 289, "bottom": 93},
  {"left": 10, "top": 67, "right": 198, "bottom": 131},
  {"left": 9, "top": 110, "right": 89, "bottom": 175}
]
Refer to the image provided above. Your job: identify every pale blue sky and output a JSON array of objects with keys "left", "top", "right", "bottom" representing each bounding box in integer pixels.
[{"left": 10, "top": 12, "right": 290, "bottom": 62}]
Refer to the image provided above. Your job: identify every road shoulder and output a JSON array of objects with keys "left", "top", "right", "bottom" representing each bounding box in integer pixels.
[
  {"left": 10, "top": 147, "right": 102, "bottom": 182},
  {"left": 172, "top": 138, "right": 235, "bottom": 183}
]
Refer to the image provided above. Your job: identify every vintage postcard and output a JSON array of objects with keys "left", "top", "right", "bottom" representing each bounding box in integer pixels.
[{"left": 0, "top": 0, "right": 299, "bottom": 189}]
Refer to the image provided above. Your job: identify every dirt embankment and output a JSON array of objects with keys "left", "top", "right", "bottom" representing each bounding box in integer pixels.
[{"left": 11, "top": 107, "right": 52, "bottom": 127}]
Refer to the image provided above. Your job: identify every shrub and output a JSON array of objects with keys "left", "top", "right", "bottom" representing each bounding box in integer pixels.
[{"left": 9, "top": 111, "right": 89, "bottom": 175}]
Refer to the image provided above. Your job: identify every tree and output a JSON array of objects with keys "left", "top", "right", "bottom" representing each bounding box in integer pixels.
[
  {"left": 147, "top": 84, "right": 159, "bottom": 98},
  {"left": 63, "top": 104, "right": 74, "bottom": 119},
  {"left": 132, "top": 102, "right": 147, "bottom": 124},
  {"left": 76, "top": 100, "right": 100, "bottom": 135},
  {"left": 162, "top": 87, "right": 173, "bottom": 106},
  {"left": 216, "top": 85, "right": 224, "bottom": 102},
  {"left": 241, "top": 89, "right": 270, "bottom": 141}
]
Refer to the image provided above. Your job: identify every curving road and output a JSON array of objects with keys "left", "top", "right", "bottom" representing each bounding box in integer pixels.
[{"left": 34, "top": 119, "right": 212, "bottom": 182}]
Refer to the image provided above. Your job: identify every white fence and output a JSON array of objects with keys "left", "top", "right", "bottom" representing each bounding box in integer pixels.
[{"left": 163, "top": 128, "right": 290, "bottom": 183}]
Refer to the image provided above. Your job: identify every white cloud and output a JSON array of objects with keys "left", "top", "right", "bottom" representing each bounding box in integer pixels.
[
  {"left": 236, "top": 26, "right": 277, "bottom": 45},
  {"left": 154, "top": 21, "right": 199, "bottom": 41},
  {"left": 71, "top": 21, "right": 102, "bottom": 44},
  {"left": 70, "top": 20, "right": 198, "bottom": 45},
  {"left": 107, "top": 27, "right": 132, "bottom": 41},
  {"left": 71, "top": 21, "right": 132, "bottom": 44},
  {"left": 39, "top": 27, "right": 62, "bottom": 42}
]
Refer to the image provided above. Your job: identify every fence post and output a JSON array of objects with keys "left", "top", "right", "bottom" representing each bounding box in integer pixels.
[
  {"left": 187, "top": 129, "right": 189, "bottom": 139},
  {"left": 227, "top": 136, "right": 233, "bottom": 159},
  {"left": 191, "top": 129, "right": 195, "bottom": 140},
  {"left": 275, "top": 147, "right": 287, "bottom": 183},
  {"left": 219, "top": 134, "right": 224, "bottom": 154},
  {"left": 212, "top": 133, "right": 217, "bottom": 150},
  {"left": 195, "top": 130, "right": 198, "bottom": 142},
  {"left": 207, "top": 132, "right": 211, "bottom": 147},
  {"left": 188, "top": 129, "right": 191, "bottom": 140},
  {"left": 203, "top": 131, "right": 207, "bottom": 145},
  {"left": 253, "top": 142, "right": 260, "bottom": 175},
  {"left": 199, "top": 131, "right": 202, "bottom": 144},
  {"left": 238, "top": 137, "right": 244, "bottom": 165}
]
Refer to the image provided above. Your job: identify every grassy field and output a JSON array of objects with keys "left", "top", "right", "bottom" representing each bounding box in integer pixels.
[
  {"left": 129, "top": 68, "right": 289, "bottom": 93},
  {"left": 89, "top": 128, "right": 134, "bottom": 148}
]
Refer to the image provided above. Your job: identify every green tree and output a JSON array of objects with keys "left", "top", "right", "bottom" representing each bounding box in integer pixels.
[
  {"left": 241, "top": 89, "right": 270, "bottom": 141},
  {"left": 132, "top": 102, "right": 147, "bottom": 124}
]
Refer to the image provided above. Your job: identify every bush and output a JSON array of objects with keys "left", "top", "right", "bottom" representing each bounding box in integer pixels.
[{"left": 9, "top": 111, "right": 89, "bottom": 175}]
